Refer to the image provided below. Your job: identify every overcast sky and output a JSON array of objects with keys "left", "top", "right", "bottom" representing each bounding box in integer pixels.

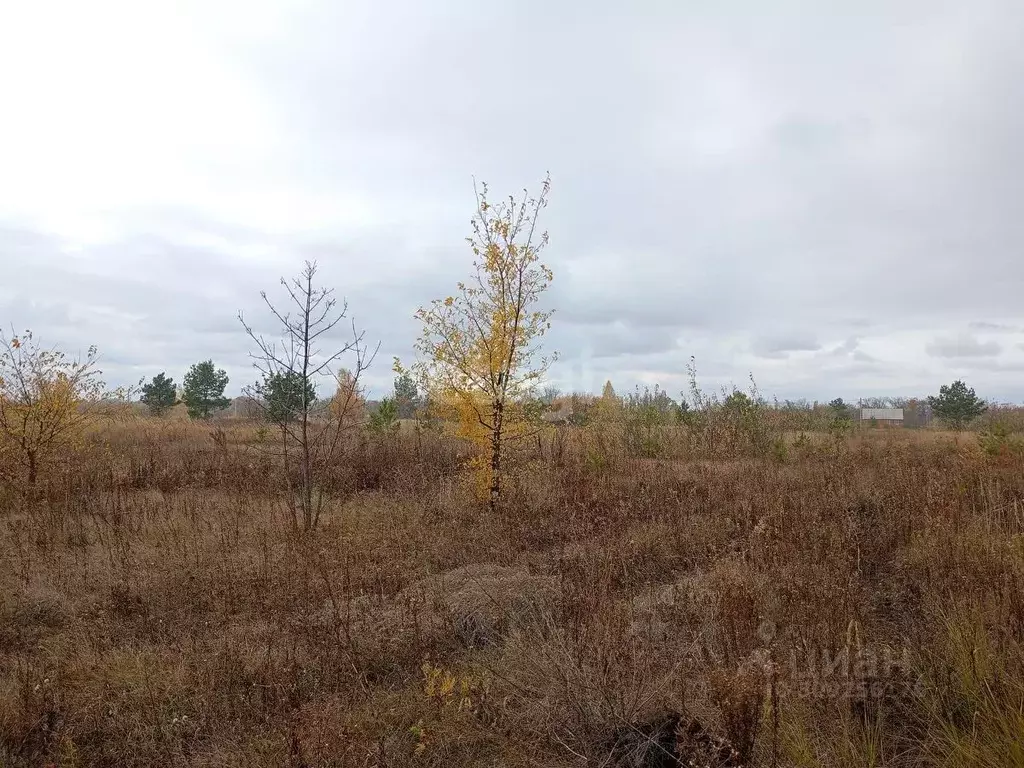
[{"left": 2, "top": 0, "right": 1023, "bottom": 403}]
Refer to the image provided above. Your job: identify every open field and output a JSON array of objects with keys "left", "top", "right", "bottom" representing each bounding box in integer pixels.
[{"left": 2, "top": 421, "right": 1024, "bottom": 767}]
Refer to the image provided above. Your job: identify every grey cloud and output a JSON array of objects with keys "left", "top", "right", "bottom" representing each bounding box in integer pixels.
[
  {"left": 828, "top": 337, "right": 862, "bottom": 356},
  {"left": 560, "top": 322, "right": 680, "bottom": 361},
  {"left": 810, "top": 337, "right": 877, "bottom": 363},
  {"left": 0, "top": 224, "right": 400, "bottom": 395},
  {"left": 926, "top": 334, "right": 1002, "bottom": 359},
  {"left": 965, "top": 358, "right": 1024, "bottom": 373},
  {"left": 556, "top": 300, "right": 706, "bottom": 332},
  {"left": 752, "top": 334, "right": 820, "bottom": 359},
  {"left": 4, "top": 1, "right": 1024, "bottom": 401},
  {"left": 970, "top": 321, "right": 1024, "bottom": 333}
]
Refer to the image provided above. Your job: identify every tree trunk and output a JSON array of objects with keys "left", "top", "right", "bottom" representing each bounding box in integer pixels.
[
  {"left": 300, "top": 270, "right": 314, "bottom": 532},
  {"left": 489, "top": 398, "right": 503, "bottom": 512},
  {"left": 281, "top": 424, "right": 298, "bottom": 531},
  {"left": 27, "top": 449, "right": 37, "bottom": 486},
  {"left": 301, "top": 409, "right": 312, "bottom": 531}
]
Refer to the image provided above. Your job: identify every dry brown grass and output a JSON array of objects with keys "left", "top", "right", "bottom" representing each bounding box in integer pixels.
[{"left": 1, "top": 421, "right": 1023, "bottom": 766}]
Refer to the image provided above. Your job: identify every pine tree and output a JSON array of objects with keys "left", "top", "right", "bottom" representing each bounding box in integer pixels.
[
  {"left": 928, "top": 380, "right": 986, "bottom": 430},
  {"left": 393, "top": 369, "right": 421, "bottom": 419},
  {"left": 259, "top": 370, "right": 316, "bottom": 427},
  {"left": 369, "top": 396, "right": 400, "bottom": 435},
  {"left": 182, "top": 361, "right": 230, "bottom": 420},
  {"left": 141, "top": 372, "right": 178, "bottom": 416}
]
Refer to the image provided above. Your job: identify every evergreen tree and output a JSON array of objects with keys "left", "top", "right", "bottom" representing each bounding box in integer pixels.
[
  {"left": 928, "top": 380, "right": 986, "bottom": 430},
  {"left": 369, "top": 396, "right": 400, "bottom": 435},
  {"left": 140, "top": 372, "right": 178, "bottom": 416},
  {"left": 182, "top": 360, "right": 230, "bottom": 420},
  {"left": 828, "top": 397, "right": 854, "bottom": 435},
  {"left": 259, "top": 370, "right": 316, "bottom": 426},
  {"left": 393, "top": 369, "right": 421, "bottom": 419},
  {"left": 828, "top": 397, "right": 854, "bottom": 421}
]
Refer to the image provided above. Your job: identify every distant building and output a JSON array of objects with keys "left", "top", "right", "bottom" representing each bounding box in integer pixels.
[{"left": 859, "top": 407, "right": 904, "bottom": 426}]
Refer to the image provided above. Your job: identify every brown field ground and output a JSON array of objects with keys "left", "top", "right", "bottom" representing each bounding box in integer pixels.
[{"left": 2, "top": 420, "right": 1023, "bottom": 767}]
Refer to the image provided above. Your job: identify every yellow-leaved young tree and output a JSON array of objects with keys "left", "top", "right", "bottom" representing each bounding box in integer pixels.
[
  {"left": 0, "top": 330, "right": 106, "bottom": 487},
  {"left": 406, "top": 176, "right": 556, "bottom": 510}
]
